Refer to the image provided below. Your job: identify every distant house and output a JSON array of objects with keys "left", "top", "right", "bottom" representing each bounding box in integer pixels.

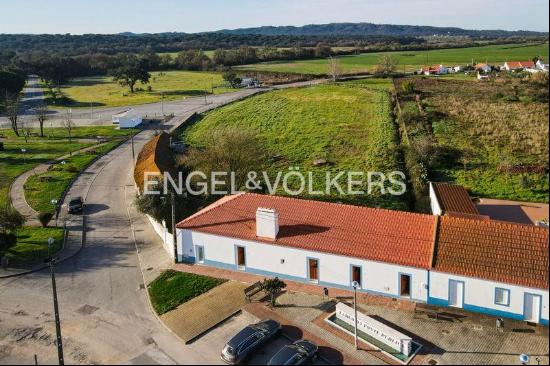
[
  {"left": 420, "top": 65, "right": 449, "bottom": 75},
  {"left": 503, "top": 61, "right": 536, "bottom": 72},
  {"left": 112, "top": 109, "right": 142, "bottom": 129},
  {"left": 477, "top": 72, "right": 490, "bottom": 80},
  {"left": 474, "top": 63, "right": 492, "bottom": 73},
  {"left": 536, "top": 59, "right": 549, "bottom": 71},
  {"left": 452, "top": 65, "right": 465, "bottom": 73},
  {"left": 241, "top": 78, "right": 261, "bottom": 88}
]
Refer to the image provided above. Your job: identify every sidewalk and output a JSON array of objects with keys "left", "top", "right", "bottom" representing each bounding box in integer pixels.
[{"left": 0, "top": 216, "right": 84, "bottom": 278}]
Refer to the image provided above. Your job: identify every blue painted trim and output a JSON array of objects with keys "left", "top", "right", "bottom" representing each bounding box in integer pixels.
[
  {"left": 203, "top": 258, "right": 237, "bottom": 271},
  {"left": 428, "top": 296, "right": 549, "bottom": 326},
  {"left": 398, "top": 272, "right": 412, "bottom": 298},
  {"left": 306, "top": 257, "right": 320, "bottom": 283},
  {"left": 524, "top": 293, "right": 543, "bottom": 323},
  {"left": 448, "top": 279, "right": 465, "bottom": 308},
  {"left": 494, "top": 287, "right": 510, "bottom": 307},
  {"left": 349, "top": 264, "right": 363, "bottom": 288},
  {"left": 181, "top": 256, "right": 196, "bottom": 264}
]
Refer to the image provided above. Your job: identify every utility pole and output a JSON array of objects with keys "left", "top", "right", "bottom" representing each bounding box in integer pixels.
[
  {"left": 171, "top": 192, "right": 178, "bottom": 263},
  {"left": 46, "top": 257, "right": 64, "bottom": 365},
  {"left": 352, "top": 281, "right": 359, "bottom": 350},
  {"left": 131, "top": 132, "right": 135, "bottom": 162}
]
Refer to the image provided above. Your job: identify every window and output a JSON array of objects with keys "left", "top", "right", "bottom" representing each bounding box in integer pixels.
[
  {"left": 308, "top": 258, "right": 319, "bottom": 282},
  {"left": 495, "top": 288, "right": 510, "bottom": 306},
  {"left": 196, "top": 246, "right": 205, "bottom": 264},
  {"left": 351, "top": 265, "right": 362, "bottom": 287},
  {"left": 236, "top": 246, "right": 246, "bottom": 269},
  {"left": 400, "top": 274, "right": 411, "bottom": 297}
]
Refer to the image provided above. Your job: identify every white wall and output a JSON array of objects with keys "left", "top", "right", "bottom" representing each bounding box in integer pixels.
[
  {"left": 147, "top": 215, "right": 175, "bottom": 260},
  {"left": 178, "top": 229, "right": 430, "bottom": 301},
  {"left": 429, "top": 271, "right": 549, "bottom": 323},
  {"left": 429, "top": 183, "right": 442, "bottom": 216}
]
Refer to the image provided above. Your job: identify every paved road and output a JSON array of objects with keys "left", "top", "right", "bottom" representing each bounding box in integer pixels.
[{"left": 18, "top": 75, "right": 45, "bottom": 116}]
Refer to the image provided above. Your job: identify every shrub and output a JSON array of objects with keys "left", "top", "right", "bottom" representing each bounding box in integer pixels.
[
  {"left": 0, "top": 232, "right": 16, "bottom": 252},
  {"left": 38, "top": 212, "right": 53, "bottom": 228},
  {"left": 401, "top": 81, "right": 416, "bottom": 95},
  {"left": 0, "top": 207, "right": 25, "bottom": 232},
  {"left": 65, "top": 164, "right": 78, "bottom": 173}
]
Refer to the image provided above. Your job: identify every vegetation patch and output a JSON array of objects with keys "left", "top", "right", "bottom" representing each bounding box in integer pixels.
[
  {"left": 181, "top": 80, "right": 407, "bottom": 209},
  {"left": 2, "top": 227, "right": 64, "bottom": 264},
  {"left": 148, "top": 270, "right": 226, "bottom": 315}
]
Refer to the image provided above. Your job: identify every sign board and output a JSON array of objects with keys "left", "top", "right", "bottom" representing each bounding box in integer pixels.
[{"left": 335, "top": 302, "right": 412, "bottom": 356}]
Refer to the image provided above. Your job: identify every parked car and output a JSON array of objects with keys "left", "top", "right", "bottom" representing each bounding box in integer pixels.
[
  {"left": 221, "top": 319, "right": 282, "bottom": 364},
  {"left": 68, "top": 197, "right": 84, "bottom": 214},
  {"left": 268, "top": 340, "right": 318, "bottom": 365}
]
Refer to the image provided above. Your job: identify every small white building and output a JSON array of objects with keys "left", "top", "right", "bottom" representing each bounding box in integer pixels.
[
  {"left": 175, "top": 192, "right": 549, "bottom": 326},
  {"left": 475, "top": 63, "right": 492, "bottom": 73},
  {"left": 503, "top": 61, "right": 536, "bottom": 72},
  {"left": 536, "top": 59, "right": 549, "bottom": 71},
  {"left": 112, "top": 109, "right": 143, "bottom": 129}
]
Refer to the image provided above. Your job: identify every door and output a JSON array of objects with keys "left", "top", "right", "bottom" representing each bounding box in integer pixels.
[
  {"left": 352, "top": 266, "right": 362, "bottom": 287},
  {"left": 400, "top": 274, "right": 411, "bottom": 297},
  {"left": 524, "top": 294, "right": 541, "bottom": 323},
  {"left": 308, "top": 259, "right": 319, "bottom": 282},
  {"left": 449, "top": 280, "right": 464, "bottom": 308},
  {"left": 236, "top": 246, "right": 246, "bottom": 268},
  {"left": 196, "top": 246, "right": 205, "bottom": 264}
]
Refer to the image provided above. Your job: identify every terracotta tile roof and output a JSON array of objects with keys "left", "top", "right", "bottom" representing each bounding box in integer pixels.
[
  {"left": 177, "top": 193, "right": 438, "bottom": 269},
  {"left": 431, "top": 182, "right": 480, "bottom": 216},
  {"left": 434, "top": 216, "right": 549, "bottom": 290},
  {"left": 506, "top": 61, "right": 536, "bottom": 69}
]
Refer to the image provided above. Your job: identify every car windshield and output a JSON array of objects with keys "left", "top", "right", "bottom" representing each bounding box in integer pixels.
[{"left": 70, "top": 198, "right": 82, "bottom": 204}]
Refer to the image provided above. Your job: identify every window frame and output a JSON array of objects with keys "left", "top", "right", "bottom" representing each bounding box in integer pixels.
[{"left": 494, "top": 287, "right": 511, "bottom": 307}]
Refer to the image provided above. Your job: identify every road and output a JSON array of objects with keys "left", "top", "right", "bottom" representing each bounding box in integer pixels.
[{"left": 0, "top": 77, "right": 323, "bottom": 129}]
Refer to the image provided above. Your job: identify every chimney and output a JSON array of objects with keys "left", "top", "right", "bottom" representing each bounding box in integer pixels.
[{"left": 256, "top": 208, "right": 279, "bottom": 240}]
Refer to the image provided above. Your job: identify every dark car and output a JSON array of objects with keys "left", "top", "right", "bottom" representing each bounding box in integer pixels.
[
  {"left": 68, "top": 197, "right": 84, "bottom": 214},
  {"left": 221, "top": 319, "right": 282, "bottom": 364},
  {"left": 268, "top": 340, "right": 318, "bottom": 365}
]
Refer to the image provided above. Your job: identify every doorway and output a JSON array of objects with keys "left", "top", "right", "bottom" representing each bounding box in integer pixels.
[
  {"left": 399, "top": 274, "right": 411, "bottom": 297},
  {"left": 196, "top": 246, "right": 205, "bottom": 264},
  {"left": 308, "top": 258, "right": 319, "bottom": 282},
  {"left": 524, "top": 293, "right": 541, "bottom": 323},
  {"left": 449, "top": 280, "right": 464, "bottom": 308},
  {"left": 236, "top": 246, "right": 246, "bottom": 269},
  {"left": 351, "top": 265, "right": 362, "bottom": 287}
]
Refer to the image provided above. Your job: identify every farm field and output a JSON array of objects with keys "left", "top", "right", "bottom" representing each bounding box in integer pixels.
[
  {"left": 181, "top": 79, "right": 407, "bottom": 209},
  {"left": 236, "top": 42, "right": 550, "bottom": 75},
  {"left": 406, "top": 76, "right": 549, "bottom": 203},
  {"left": 46, "top": 70, "right": 234, "bottom": 109}
]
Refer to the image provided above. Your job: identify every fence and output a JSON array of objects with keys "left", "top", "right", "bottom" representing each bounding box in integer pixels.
[{"left": 146, "top": 214, "right": 175, "bottom": 260}]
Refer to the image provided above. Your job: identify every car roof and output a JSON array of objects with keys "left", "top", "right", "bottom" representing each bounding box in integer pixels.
[
  {"left": 226, "top": 326, "right": 258, "bottom": 348},
  {"left": 269, "top": 345, "right": 302, "bottom": 364}
]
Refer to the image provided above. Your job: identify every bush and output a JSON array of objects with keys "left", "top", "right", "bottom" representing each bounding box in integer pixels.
[
  {"left": 0, "top": 207, "right": 25, "bottom": 232},
  {"left": 65, "top": 164, "right": 78, "bottom": 173},
  {"left": 0, "top": 232, "right": 16, "bottom": 252},
  {"left": 401, "top": 81, "right": 416, "bottom": 95},
  {"left": 38, "top": 212, "right": 53, "bottom": 228}
]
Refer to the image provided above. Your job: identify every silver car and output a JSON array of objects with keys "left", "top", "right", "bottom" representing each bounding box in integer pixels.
[{"left": 221, "top": 319, "right": 282, "bottom": 364}]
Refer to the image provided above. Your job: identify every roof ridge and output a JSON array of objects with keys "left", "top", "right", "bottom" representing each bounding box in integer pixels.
[{"left": 177, "top": 193, "right": 247, "bottom": 226}]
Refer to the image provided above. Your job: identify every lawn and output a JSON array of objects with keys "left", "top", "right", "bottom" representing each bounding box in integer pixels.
[
  {"left": 46, "top": 70, "right": 234, "bottom": 109},
  {"left": 182, "top": 79, "right": 407, "bottom": 209},
  {"left": 148, "top": 270, "right": 226, "bottom": 315},
  {"left": 236, "top": 42, "right": 550, "bottom": 75},
  {"left": 404, "top": 76, "right": 549, "bottom": 203},
  {"left": 1, "top": 125, "right": 136, "bottom": 140},
  {"left": 2, "top": 227, "right": 64, "bottom": 264},
  {"left": 24, "top": 140, "right": 122, "bottom": 214}
]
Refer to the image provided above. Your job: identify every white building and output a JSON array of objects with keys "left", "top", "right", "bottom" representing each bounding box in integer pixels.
[
  {"left": 112, "top": 109, "right": 143, "bottom": 129},
  {"left": 175, "top": 192, "right": 549, "bottom": 325},
  {"left": 536, "top": 59, "right": 549, "bottom": 71},
  {"left": 503, "top": 61, "right": 536, "bottom": 72}
]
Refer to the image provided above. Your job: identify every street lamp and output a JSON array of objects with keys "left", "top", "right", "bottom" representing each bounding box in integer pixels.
[
  {"left": 51, "top": 200, "right": 59, "bottom": 227},
  {"left": 21, "top": 148, "right": 27, "bottom": 164},
  {"left": 351, "top": 280, "right": 360, "bottom": 350},
  {"left": 45, "top": 251, "right": 64, "bottom": 365},
  {"left": 520, "top": 354, "right": 529, "bottom": 365}
]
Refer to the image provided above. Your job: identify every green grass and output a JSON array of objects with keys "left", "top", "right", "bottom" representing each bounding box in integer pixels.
[
  {"left": 236, "top": 42, "right": 550, "bottom": 75},
  {"left": 47, "top": 70, "right": 234, "bottom": 109},
  {"left": 1, "top": 126, "right": 136, "bottom": 140},
  {"left": 182, "top": 79, "right": 406, "bottom": 209},
  {"left": 2, "top": 227, "right": 64, "bottom": 264},
  {"left": 24, "top": 140, "right": 121, "bottom": 214},
  {"left": 148, "top": 270, "right": 226, "bottom": 315}
]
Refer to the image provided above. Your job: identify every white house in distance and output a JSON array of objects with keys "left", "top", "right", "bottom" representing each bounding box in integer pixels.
[
  {"left": 175, "top": 191, "right": 549, "bottom": 326},
  {"left": 536, "top": 59, "right": 549, "bottom": 71},
  {"left": 419, "top": 65, "right": 450, "bottom": 75},
  {"left": 503, "top": 61, "right": 536, "bottom": 72},
  {"left": 112, "top": 109, "right": 143, "bottom": 129}
]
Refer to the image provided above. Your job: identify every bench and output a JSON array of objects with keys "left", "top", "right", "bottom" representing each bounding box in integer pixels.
[{"left": 244, "top": 281, "right": 263, "bottom": 302}]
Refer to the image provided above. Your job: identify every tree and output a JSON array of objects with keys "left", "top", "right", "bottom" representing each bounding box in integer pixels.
[
  {"left": 110, "top": 54, "right": 151, "bottom": 93},
  {"left": 223, "top": 71, "right": 242, "bottom": 88},
  {"left": 328, "top": 57, "right": 343, "bottom": 82},
  {"left": 0, "top": 206, "right": 25, "bottom": 233},
  {"left": 38, "top": 212, "right": 53, "bottom": 228},
  {"left": 5, "top": 93, "right": 20, "bottom": 136},
  {"left": 21, "top": 122, "right": 32, "bottom": 143},
  {"left": 181, "top": 127, "right": 267, "bottom": 193},
  {"left": 62, "top": 112, "right": 75, "bottom": 143},
  {"left": 36, "top": 106, "right": 48, "bottom": 137},
  {"left": 260, "top": 277, "right": 287, "bottom": 307},
  {"left": 375, "top": 55, "right": 397, "bottom": 76}
]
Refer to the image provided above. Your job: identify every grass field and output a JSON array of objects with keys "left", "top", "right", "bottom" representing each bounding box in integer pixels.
[
  {"left": 148, "top": 270, "right": 226, "bottom": 315},
  {"left": 182, "top": 79, "right": 407, "bottom": 209},
  {"left": 2, "top": 227, "right": 64, "bottom": 265},
  {"left": 236, "top": 43, "right": 550, "bottom": 75},
  {"left": 407, "top": 76, "right": 549, "bottom": 203},
  {"left": 47, "top": 70, "right": 234, "bottom": 109},
  {"left": 24, "top": 140, "right": 121, "bottom": 214}
]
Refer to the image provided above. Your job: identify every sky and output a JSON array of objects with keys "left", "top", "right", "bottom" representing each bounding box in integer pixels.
[{"left": 0, "top": 0, "right": 548, "bottom": 34}]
